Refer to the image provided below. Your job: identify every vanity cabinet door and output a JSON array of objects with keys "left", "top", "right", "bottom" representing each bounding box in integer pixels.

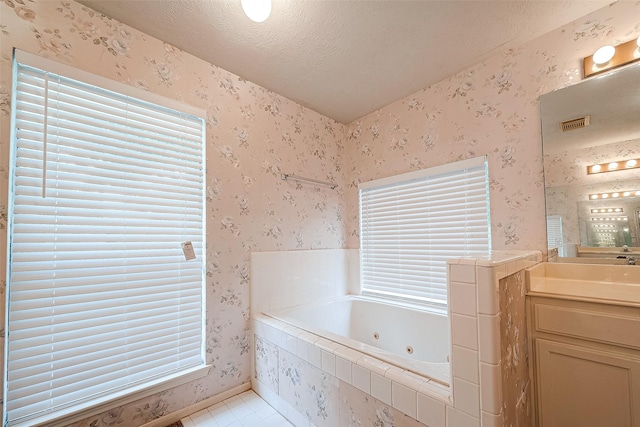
[{"left": 536, "top": 338, "right": 640, "bottom": 427}]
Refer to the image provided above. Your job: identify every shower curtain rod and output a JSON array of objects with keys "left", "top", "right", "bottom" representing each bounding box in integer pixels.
[{"left": 281, "top": 174, "right": 337, "bottom": 190}]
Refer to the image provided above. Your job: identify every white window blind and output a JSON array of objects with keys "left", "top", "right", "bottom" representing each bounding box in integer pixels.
[
  {"left": 546, "top": 215, "right": 564, "bottom": 256},
  {"left": 5, "top": 51, "right": 206, "bottom": 427},
  {"left": 359, "top": 156, "right": 490, "bottom": 308}
]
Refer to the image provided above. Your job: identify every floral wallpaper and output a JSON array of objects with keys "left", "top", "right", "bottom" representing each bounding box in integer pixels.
[
  {"left": 255, "top": 336, "right": 279, "bottom": 394},
  {"left": 279, "top": 348, "right": 340, "bottom": 425},
  {"left": 339, "top": 382, "right": 425, "bottom": 427},
  {"left": 0, "top": 1, "right": 346, "bottom": 425},
  {"left": 1, "top": 0, "right": 640, "bottom": 426},
  {"left": 342, "top": 1, "right": 640, "bottom": 253},
  {"left": 500, "top": 272, "right": 530, "bottom": 427}
]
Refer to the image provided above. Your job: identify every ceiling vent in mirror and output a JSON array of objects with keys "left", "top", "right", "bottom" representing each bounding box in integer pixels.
[{"left": 559, "top": 115, "right": 590, "bottom": 132}]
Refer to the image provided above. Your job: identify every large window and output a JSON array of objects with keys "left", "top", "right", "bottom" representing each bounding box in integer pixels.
[
  {"left": 5, "top": 51, "right": 207, "bottom": 427},
  {"left": 359, "top": 156, "right": 490, "bottom": 309}
]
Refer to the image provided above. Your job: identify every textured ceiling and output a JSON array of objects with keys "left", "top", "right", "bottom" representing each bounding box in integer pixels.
[{"left": 77, "top": 0, "right": 611, "bottom": 124}]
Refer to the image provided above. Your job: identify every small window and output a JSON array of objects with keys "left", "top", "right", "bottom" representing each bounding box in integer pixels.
[
  {"left": 546, "top": 215, "right": 564, "bottom": 256},
  {"left": 5, "top": 51, "right": 206, "bottom": 426},
  {"left": 359, "top": 156, "right": 491, "bottom": 309}
]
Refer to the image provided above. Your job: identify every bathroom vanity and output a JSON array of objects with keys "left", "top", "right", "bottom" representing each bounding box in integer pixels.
[
  {"left": 526, "top": 262, "right": 640, "bottom": 427},
  {"left": 536, "top": 26, "right": 640, "bottom": 427}
]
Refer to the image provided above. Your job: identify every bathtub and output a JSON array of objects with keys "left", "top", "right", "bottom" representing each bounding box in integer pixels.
[{"left": 265, "top": 295, "right": 450, "bottom": 385}]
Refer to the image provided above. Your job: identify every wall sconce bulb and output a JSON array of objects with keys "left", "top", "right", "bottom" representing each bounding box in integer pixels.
[{"left": 593, "top": 45, "right": 616, "bottom": 65}]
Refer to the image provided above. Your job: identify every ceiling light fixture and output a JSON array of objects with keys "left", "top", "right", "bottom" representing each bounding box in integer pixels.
[
  {"left": 587, "top": 157, "right": 640, "bottom": 174},
  {"left": 584, "top": 37, "right": 640, "bottom": 78},
  {"left": 241, "top": 0, "right": 271, "bottom": 22}
]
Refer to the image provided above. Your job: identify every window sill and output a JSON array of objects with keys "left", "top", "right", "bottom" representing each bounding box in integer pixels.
[{"left": 19, "top": 365, "right": 212, "bottom": 427}]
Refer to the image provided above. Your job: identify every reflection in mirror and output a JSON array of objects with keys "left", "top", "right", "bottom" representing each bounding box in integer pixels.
[
  {"left": 578, "top": 200, "right": 632, "bottom": 247},
  {"left": 540, "top": 61, "right": 640, "bottom": 260}
]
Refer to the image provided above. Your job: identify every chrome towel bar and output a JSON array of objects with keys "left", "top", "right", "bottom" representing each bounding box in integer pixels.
[{"left": 281, "top": 174, "right": 337, "bottom": 189}]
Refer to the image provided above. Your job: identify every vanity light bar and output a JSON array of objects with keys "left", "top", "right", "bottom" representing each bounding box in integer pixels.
[
  {"left": 589, "top": 191, "right": 640, "bottom": 200},
  {"left": 584, "top": 36, "right": 640, "bottom": 78},
  {"left": 590, "top": 208, "right": 623, "bottom": 214},
  {"left": 591, "top": 216, "right": 628, "bottom": 222},
  {"left": 587, "top": 158, "right": 640, "bottom": 174},
  {"left": 593, "top": 224, "right": 617, "bottom": 228}
]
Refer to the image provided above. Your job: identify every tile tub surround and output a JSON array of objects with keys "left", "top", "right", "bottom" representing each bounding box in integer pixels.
[
  {"left": 250, "top": 249, "right": 360, "bottom": 315},
  {"left": 252, "top": 316, "right": 445, "bottom": 427},
  {"left": 448, "top": 250, "right": 541, "bottom": 427},
  {"left": 265, "top": 295, "right": 451, "bottom": 384},
  {"left": 251, "top": 250, "right": 541, "bottom": 427}
]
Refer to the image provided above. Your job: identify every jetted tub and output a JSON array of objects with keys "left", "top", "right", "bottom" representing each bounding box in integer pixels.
[{"left": 265, "top": 295, "right": 451, "bottom": 385}]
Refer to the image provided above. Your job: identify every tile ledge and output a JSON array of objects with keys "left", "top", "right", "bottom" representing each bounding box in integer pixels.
[
  {"left": 418, "top": 381, "right": 452, "bottom": 405},
  {"left": 447, "top": 250, "right": 541, "bottom": 267}
]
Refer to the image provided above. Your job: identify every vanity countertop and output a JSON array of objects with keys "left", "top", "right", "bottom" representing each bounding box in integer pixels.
[
  {"left": 526, "top": 262, "right": 640, "bottom": 307},
  {"left": 576, "top": 246, "right": 640, "bottom": 258}
]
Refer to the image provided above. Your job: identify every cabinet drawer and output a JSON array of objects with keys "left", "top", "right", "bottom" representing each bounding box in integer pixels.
[{"left": 534, "top": 304, "right": 640, "bottom": 350}]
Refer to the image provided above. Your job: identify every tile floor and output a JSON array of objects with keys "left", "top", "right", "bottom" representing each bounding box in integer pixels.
[{"left": 181, "top": 390, "right": 293, "bottom": 427}]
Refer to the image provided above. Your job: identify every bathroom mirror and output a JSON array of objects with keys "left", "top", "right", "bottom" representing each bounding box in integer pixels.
[{"left": 540, "top": 61, "right": 640, "bottom": 260}]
